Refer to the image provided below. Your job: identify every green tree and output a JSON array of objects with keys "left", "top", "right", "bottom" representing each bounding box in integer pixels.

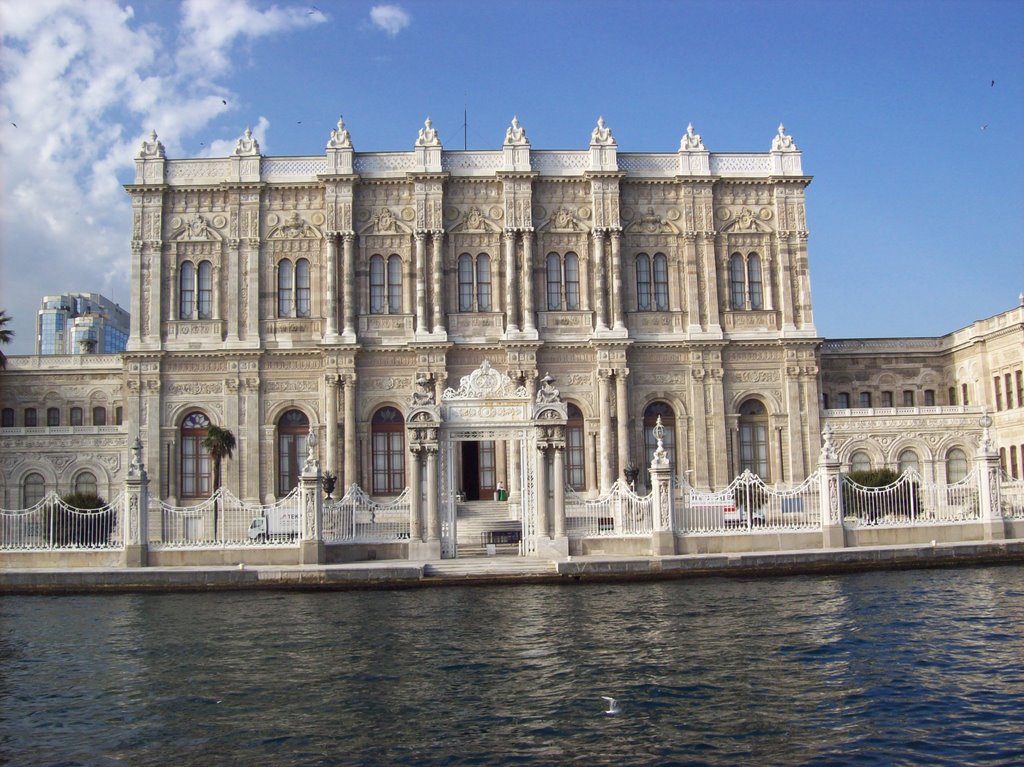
[
  {"left": 202, "top": 424, "right": 236, "bottom": 539},
  {"left": 0, "top": 310, "right": 13, "bottom": 370}
]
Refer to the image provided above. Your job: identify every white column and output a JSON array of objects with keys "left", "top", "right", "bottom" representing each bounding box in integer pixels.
[
  {"left": 504, "top": 230, "right": 519, "bottom": 333},
  {"left": 426, "top": 446, "right": 439, "bottom": 542},
  {"left": 343, "top": 373, "right": 357, "bottom": 492},
  {"left": 598, "top": 370, "right": 613, "bottom": 492},
  {"left": 325, "top": 233, "right": 339, "bottom": 338},
  {"left": 414, "top": 231, "right": 428, "bottom": 333},
  {"left": 342, "top": 234, "right": 356, "bottom": 340},
  {"left": 615, "top": 369, "right": 630, "bottom": 481},
  {"left": 409, "top": 447, "right": 423, "bottom": 541},
  {"left": 535, "top": 444, "right": 549, "bottom": 537},
  {"left": 521, "top": 230, "right": 535, "bottom": 333},
  {"left": 431, "top": 231, "right": 446, "bottom": 334},
  {"left": 326, "top": 375, "right": 339, "bottom": 477},
  {"left": 609, "top": 229, "right": 624, "bottom": 331},
  {"left": 593, "top": 230, "right": 607, "bottom": 331},
  {"left": 552, "top": 445, "right": 566, "bottom": 539}
]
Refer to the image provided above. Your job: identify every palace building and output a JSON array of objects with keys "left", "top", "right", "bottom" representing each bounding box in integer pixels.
[{"left": 1, "top": 116, "right": 1020, "bottom": 559}]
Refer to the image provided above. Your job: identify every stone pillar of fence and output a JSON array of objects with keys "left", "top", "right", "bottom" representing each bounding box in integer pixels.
[
  {"left": 649, "top": 416, "right": 677, "bottom": 556},
  {"left": 407, "top": 388, "right": 442, "bottom": 560},
  {"left": 977, "top": 414, "right": 1005, "bottom": 541},
  {"left": 123, "top": 436, "right": 150, "bottom": 567},
  {"left": 299, "top": 425, "right": 325, "bottom": 565},
  {"left": 533, "top": 379, "right": 568, "bottom": 558},
  {"left": 817, "top": 425, "right": 846, "bottom": 548}
]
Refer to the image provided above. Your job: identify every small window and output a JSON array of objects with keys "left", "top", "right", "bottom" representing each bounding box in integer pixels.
[
  {"left": 837, "top": 392, "right": 850, "bottom": 409},
  {"left": 653, "top": 253, "right": 669, "bottom": 311},
  {"left": 729, "top": 254, "right": 745, "bottom": 309},
  {"left": 197, "top": 260, "right": 213, "bottom": 319},
  {"left": 370, "top": 255, "right": 386, "bottom": 314},
  {"left": 179, "top": 261, "right": 195, "bottom": 319},
  {"left": 70, "top": 407, "right": 83, "bottom": 426},
  {"left": 747, "top": 254, "right": 763, "bottom": 310},
  {"left": 850, "top": 451, "right": 872, "bottom": 473},
  {"left": 387, "top": 255, "right": 402, "bottom": 314},
  {"left": 903, "top": 390, "right": 915, "bottom": 407},
  {"left": 277, "top": 259, "right": 294, "bottom": 317},
  {"left": 477, "top": 255, "right": 492, "bottom": 312},
  {"left": 1005, "top": 373, "right": 1014, "bottom": 409},
  {"left": 74, "top": 471, "right": 98, "bottom": 496},
  {"left": 23, "top": 472, "right": 46, "bottom": 507},
  {"left": 93, "top": 407, "right": 106, "bottom": 426},
  {"left": 898, "top": 449, "right": 920, "bottom": 475},
  {"left": 946, "top": 448, "right": 969, "bottom": 483},
  {"left": 993, "top": 377, "right": 1002, "bottom": 410},
  {"left": 47, "top": 407, "right": 61, "bottom": 426},
  {"left": 24, "top": 408, "right": 37, "bottom": 427},
  {"left": 948, "top": 387, "right": 957, "bottom": 406},
  {"left": 822, "top": 393, "right": 829, "bottom": 410},
  {"left": 859, "top": 392, "right": 872, "bottom": 409},
  {"left": 295, "top": 258, "right": 311, "bottom": 318},
  {"left": 1017, "top": 371, "right": 1023, "bottom": 408},
  {"left": 881, "top": 391, "right": 893, "bottom": 408},
  {"left": 961, "top": 383, "right": 969, "bottom": 406},
  {"left": 1, "top": 408, "right": 14, "bottom": 427},
  {"left": 924, "top": 390, "right": 935, "bottom": 407},
  {"left": 114, "top": 406, "right": 123, "bottom": 425}
]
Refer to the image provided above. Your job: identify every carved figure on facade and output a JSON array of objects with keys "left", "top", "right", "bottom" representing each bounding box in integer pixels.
[
  {"left": 442, "top": 360, "right": 529, "bottom": 400},
  {"left": 416, "top": 117, "right": 440, "bottom": 147},
  {"left": 412, "top": 375, "right": 436, "bottom": 405},
  {"left": 504, "top": 115, "right": 529, "bottom": 146},
  {"left": 328, "top": 115, "right": 353, "bottom": 149},
  {"left": 679, "top": 123, "right": 706, "bottom": 151},
  {"left": 590, "top": 116, "right": 615, "bottom": 145},
  {"left": 234, "top": 127, "right": 260, "bottom": 156},
  {"left": 374, "top": 207, "right": 398, "bottom": 233},
  {"left": 302, "top": 423, "right": 319, "bottom": 474},
  {"left": 535, "top": 373, "right": 561, "bottom": 404},
  {"left": 138, "top": 130, "right": 165, "bottom": 159},
  {"left": 771, "top": 123, "right": 798, "bottom": 152},
  {"left": 269, "top": 212, "right": 318, "bottom": 239},
  {"left": 820, "top": 424, "right": 838, "bottom": 463}
]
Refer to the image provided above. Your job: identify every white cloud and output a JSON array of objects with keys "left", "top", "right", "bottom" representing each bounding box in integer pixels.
[
  {"left": 0, "top": 0, "right": 324, "bottom": 354},
  {"left": 369, "top": 4, "right": 410, "bottom": 37}
]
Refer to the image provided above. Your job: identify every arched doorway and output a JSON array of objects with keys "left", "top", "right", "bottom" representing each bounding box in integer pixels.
[
  {"left": 738, "top": 399, "right": 770, "bottom": 480},
  {"left": 277, "top": 409, "right": 309, "bottom": 496}
]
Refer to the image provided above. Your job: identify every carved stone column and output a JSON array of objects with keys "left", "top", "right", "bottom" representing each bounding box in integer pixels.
[
  {"left": 598, "top": 369, "right": 613, "bottom": 491},
  {"left": 818, "top": 425, "right": 846, "bottom": 549},
  {"left": 409, "top": 445, "right": 423, "bottom": 542},
  {"left": 977, "top": 417, "right": 1006, "bottom": 541},
  {"left": 552, "top": 444, "right": 566, "bottom": 539},
  {"left": 431, "top": 231, "right": 446, "bottom": 334},
  {"left": 615, "top": 368, "right": 630, "bottom": 480},
  {"left": 504, "top": 229, "right": 519, "bottom": 333},
  {"left": 342, "top": 234, "right": 356, "bottom": 340},
  {"left": 342, "top": 373, "right": 357, "bottom": 492},
  {"left": 683, "top": 234, "right": 702, "bottom": 333},
  {"left": 426, "top": 445, "right": 439, "bottom": 543},
  {"left": 246, "top": 238, "right": 261, "bottom": 343},
  {"left": 592, "top": 229, "right": 607, "bottom": 331},
  {"left": 414, "top": 231, "right": 428, "bottom": 333},
  {"left": 535, "top": 442, "right": 549, "bottom": 537},
  {"left": 326, "top": 375, "right": 339, "bottom": 476},
  {"left": 649, "top": 420, "right": 676, "bottom": 555},
  {"left": 123, "top": 437, "right": 150, "bottom": 568},
  {"left": 521, "top": 230, "right": 536, "bottom": 334},
  {"left": 704, "top": 234, "right": 722, "bottom": 331},
  {"left": 324, "top": 232, "right": 339, "bottom": 339},
  {"left": 609, "top": 229, "right": 625, "bottom": 331}
]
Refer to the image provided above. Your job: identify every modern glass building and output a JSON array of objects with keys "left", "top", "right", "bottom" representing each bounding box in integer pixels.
[{"left": 36, "top": 293, "right": 130, "bottom": 355}]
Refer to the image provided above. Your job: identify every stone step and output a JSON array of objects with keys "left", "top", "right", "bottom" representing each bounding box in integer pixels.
[{"left": 423, "top": 558, "right": 555, "bottom": 577}]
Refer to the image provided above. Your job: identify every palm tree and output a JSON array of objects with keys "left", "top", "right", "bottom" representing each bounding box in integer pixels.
[
  {"left": 0, "top": 310, "right": 13, "bottom": 370},
  {"left": 202, "top": 424, "right": 236, "bottom": 540}
]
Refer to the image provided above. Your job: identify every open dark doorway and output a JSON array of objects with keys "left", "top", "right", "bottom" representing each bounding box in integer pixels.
[{"left": 460, "top": 440, "right": 497, "bottom": 500}]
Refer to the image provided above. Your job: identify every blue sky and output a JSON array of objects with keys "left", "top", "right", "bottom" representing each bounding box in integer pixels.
[{"left": 1, "top": 0, "right": 1021, "bottom": 355}]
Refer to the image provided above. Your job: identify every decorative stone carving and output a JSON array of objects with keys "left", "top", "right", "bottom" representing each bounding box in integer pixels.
[
  {"left": 234, "top": 127, "right": 260, "bottom": 156},
  {"left": 771, "top": 123, "right": 797, "bottom": 152},
  {"left": 416, "top": 117, "right": 440, "bottom": 147},
  {"left": 328, "top": 115, "right": 352, "bottom": 149},
  {"left": 590, "top": 116, "right": 615, "bottom": 145},
  {"left": 269, "top": 212, "right": 317, "bottom": 239},
  {"left": 535, "top": 373, "right": 561, "bottom": 404},
  {"left": 680, "top": 123, "right": 705, "bottom": 151},
  {"left": 138, "top": 130, "right": 165, "bottom": 159},
  {"left": 504, "top": 115, "right": 529, "bottom": 146},
  {"left": 442, "top": 360, "right": 529, "bottom": 400}
]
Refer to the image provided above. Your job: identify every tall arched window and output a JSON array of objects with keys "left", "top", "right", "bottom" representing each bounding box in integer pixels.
[
  {"left": 295, "top": 258, "right": 311, "bottom": 318},
  {"left": 23, "top": 472, "right": 45, "bottom": 507},
  {"left": 277, "top": 409, "right": 309, "bottom": 496},
  {"left": 92, "top": 407, "right": 106, "bottom": 426},
  {"left": 387, "top": 255, "right": 403, "bottom": 314},
  {"left": 74, "top": 471, "right": 98, "bottom": 496},
  {"left": 371, "top": 406, "right": 405, "bottom": 495},
  {"left": 179, "top": 261, "right": 195, "bottom": 319},
  {"left": 898, "top": 449, "right": 920, "bottom": 475},
  {"left": 197, "top": 260, "right": 213, "bottom": 319},
  {"left": 653, "top": 253, "right": 669, "bottom": 311},
  {"left": 546, "top": 253, "right": 561, "bottom": 310},
  {"left": 476, "top": 254, "right": 492, "bottom": 311},
  {"left": 458, "top": 254, "right": 474, "bottom": 312},
  {"left": 644, "top": 402, "right": 676, "bottom": 481},
  {"left": 850, "top": 451, "right": 872, "bottom": 473},
  {"left": 370, "top": 255, "right": 386, "bottom": 314},
  {"left": 566, "top": 403, "right": 586, "bottom": 491},
  {"left": 564, "top": 253, "right": 580, "bottom": 310},
  {"left": 277, "top": 259, "right": 293, "bottom": 317},
  {"left": 946, "top": 448, "right": 969, "bottom": 483},
  {"left": 546, "top": 252, "right": 580, "bottom": 310},
  {"left": 636, "top": 254, "right": 652, "bottom": 310},
  {"left": 738, "top": 399, "right": 770, "bottom": 479},
  {"left": 730, "top": 254, "right": 745, "bottom": 310},
  {"left": 180, "top": 411, "right": 211, "bottom": 498},
  {"left": 47, "top": 407, "right": 60, "bottom": 426},
  {"left": 747, "top": 254, "right": 763, "bottom": 310}
]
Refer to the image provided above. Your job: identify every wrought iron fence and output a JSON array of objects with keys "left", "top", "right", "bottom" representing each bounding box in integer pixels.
[
  {"left": 0, "top": 492, "right": 124, "bottom": 551},
  {"left": 151, "top": 488, "right": 300, "bottom": 548},
  {"left": 1001, "top": 477, "right": 1024, "bottom": 519},
  {"left": 564, "top": 479, "right": 653, "bottom": 538},
  {"left": 842, "top": 468, "right": 980, "bottom": 527},
  {"left": 323, "top": 485, "right": 411, "bottom": 543},
  {"left": 676, "top": 469, "right": 821, "bottom": 534}
]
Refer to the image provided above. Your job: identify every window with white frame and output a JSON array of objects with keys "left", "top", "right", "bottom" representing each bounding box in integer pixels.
[
  {"left": 457, "top": 253, "right": 492, "bottom": 312},
  {"left": 635, "top": 253, "right": 669, "bottom": 311},
  {"left": 729, "top": 252, "right": 764, "bottom": 310},
  {"left": 546, "top": 252, "right": 580, "bottom": 311}
]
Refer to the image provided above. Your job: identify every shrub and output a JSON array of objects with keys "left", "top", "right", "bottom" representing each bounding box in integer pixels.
[
  {"left": 843, "top": 469, "right": 921, "bottom": 522},
  {"left": 49, "top": 493, "right": 115, "bottom": 546}
]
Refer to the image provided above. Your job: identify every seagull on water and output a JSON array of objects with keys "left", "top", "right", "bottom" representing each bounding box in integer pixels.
[{"left": 602, "top": 696, "right": 621, "bottom": 715}]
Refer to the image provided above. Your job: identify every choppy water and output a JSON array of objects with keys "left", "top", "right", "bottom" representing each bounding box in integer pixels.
[{"left": 2, "top": 566, "right": 1024, "bottom": 766}]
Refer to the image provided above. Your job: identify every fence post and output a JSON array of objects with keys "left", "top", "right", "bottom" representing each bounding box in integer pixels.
[
  {"left": 976, "top": 413, "right": 1005, "bottom": 541},
  {"left": 123, "top": 436, "right": 150, "bottom": 567},
  {"left": 818, "top": 425, "right": 845, "bottom": 548},
  {"left": 650, "top": 416, "right": 677, "bottom": 556},
  {"left": 299, "top": 424, "right": 325, "bottom": 564}
]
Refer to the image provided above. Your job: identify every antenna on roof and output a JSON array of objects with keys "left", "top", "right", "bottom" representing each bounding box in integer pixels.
[{"left": 463, "top": 106, "right": 468, "bottom": 151}]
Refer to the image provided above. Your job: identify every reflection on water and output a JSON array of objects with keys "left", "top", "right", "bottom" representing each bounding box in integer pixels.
[{"left": 3, "top": 567, "right": 1024, "bottom": 766}]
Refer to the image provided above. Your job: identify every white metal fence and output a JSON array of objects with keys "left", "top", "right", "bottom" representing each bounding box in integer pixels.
[
  {"left": 841, "top": 468, "right": 980, "bottom": 527},
  {"left": 151, "top": 488, "right": 300, "bottom": 548},
  {"left": 0, "top": 492, "right": 124, "bottom": 550},
  {"left": 1002, "top": 477, "right": 1024, "bottom": 519},
  {"left": 323, "top": 485, "right": 411, "bottom": 543},
  {"left": 676, "top": 469, "right": 822, "bottom": 534},
  {"left": 565, "top": 479, "right": 653, "bottom": 538}
]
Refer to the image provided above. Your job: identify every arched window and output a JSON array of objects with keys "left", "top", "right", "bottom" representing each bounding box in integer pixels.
[
  {"left": 197, "top": 260, "right": 213, "bottom": 319},
  {"left": 370, "top": 255, "right": 386, "bottom": 314},
  {"left": 636, "top": 254, "right": 652, "bottom": 310},
  {"left": 458, "top": 254, "right": 474, "bottom": 312},
  {"left": 92, "top": 407, "right": 106, "bottom": 426},
  {"left": 653, "top": 253, "right": 669, "bottom": 311},
  {"left": 24, "top": 408, "right": 38, "bottom": 427},
  {"left": 387, "top": 255, "right": 402, "bottom": 314},
  {"left": 1, "top": 408, "right": 14, "bottom": 427},
  {"left": 476, "top": 254, "right": 492, "bottom": 311},
  {"left": 546, "top": 253, "right": 561, "bottom": 310},
  {"left": 644, "top": 402, "right": 676, "bottom": 482},
  {"left": 23, "top": 472, "right": 45, "bottom": 507},
  {"left": 738, "top": 399, "right": 770, "bottom": 479},
  {"left": 566, "top": 403, "right": 586, "bottom": 491},
  {"left": 70, "top": 407, "right": 82, "bottom": 426},
  {"left": 180, "top": 411, "right": 211, "bottom": 498},
  {"left": 179, "top": 261, "right": 195, "bottom": 319},
  {"left": 850, "top": 451, "right": 872, "bottom": 473},
  {"left": 295, "top": 258, "right": 311, "bottom": 318},
  {"left": 371, "top": 406, "right": 405, "bottom": 495},
  {"left": 546, "top": 252, "right": 581, "bottom": 311},
  {"left": 74, "top": 471, "right": 98, "bottom": 496},
  {"left": 277, "top": 409, "right": 309, "bottom": 496},
  {"left": 565, "top": 253, "right": 580, "bottom": 310},
  {"left": 47, "top": 407, "right": 60, "bottom": 427},
  {"left": 747, "top": 254, "right": 763, "bottom": 310},
  {"left": 277, "top": 259, "right": 293, "bottom": 317},
  {"left": 730, "top": 254, "right": 745, "bottom": 310},
  {"left": 898, "top": 449, "right": 920, "bottom": 475},
  {"left": 946, "top": 448, "right": 968, "bottom": 483}
]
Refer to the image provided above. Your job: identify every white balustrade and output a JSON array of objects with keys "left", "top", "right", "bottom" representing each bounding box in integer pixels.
[
  {"left": 564, "top": 479, "right": 653, "bottom": 538},
  {"left": 151, "top": 488, "right": 300, "bottom": 548},
  {"left": 323, "top": 485, "right": 411, "bottom": 543},
  {"left": 0, "top": 492, "right": 123, "bottom": 550}
]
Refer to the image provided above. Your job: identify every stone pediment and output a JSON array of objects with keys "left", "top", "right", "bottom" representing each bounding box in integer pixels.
[
  {"left": 722, "top": 207, "right": 773, "bottom": 233},
  {"left": 449, "top": 206, "right": 501, "bottom": 234},
  {"left": 267, "top": 212, "right": 321, "bottom": 239},
  {"left": 626, "top": 207, "right": 679, "bottom": 235},
  {"left": 537, "top": 207, "right": 588, "bottom": 234},
  {"left": 442, "top": 360, "right": 529, "bottom": 401},
  {"left": 171, "top": 213, "right": 223, "bottom": 241},
  {"left": 358, "top": 207, "right": 414, "bottom": 236}
]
